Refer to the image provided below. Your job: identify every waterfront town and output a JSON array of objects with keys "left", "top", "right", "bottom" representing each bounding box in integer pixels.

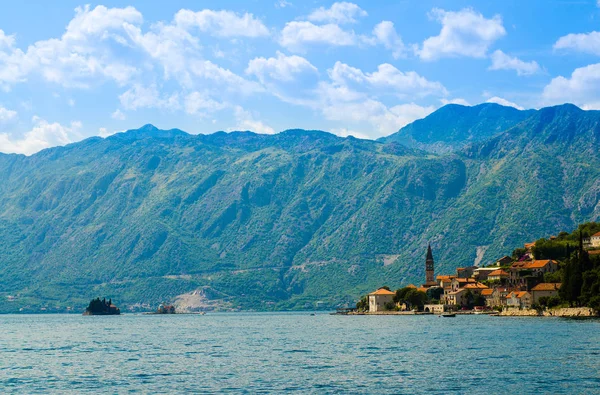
[{"left": 362, "top": 229, "right": 600, "bottom": 316}]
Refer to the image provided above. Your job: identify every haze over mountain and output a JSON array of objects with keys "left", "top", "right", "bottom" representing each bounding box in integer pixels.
[{"left": 1, "top": 103, "right": 599, "bottom": 312}]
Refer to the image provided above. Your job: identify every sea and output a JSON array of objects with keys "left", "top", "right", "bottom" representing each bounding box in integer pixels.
[{"left": 1, "top": 313, "right": 599, "bottom": 394}]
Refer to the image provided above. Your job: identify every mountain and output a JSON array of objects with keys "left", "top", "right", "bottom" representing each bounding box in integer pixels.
[
  {"left": 1, "top": 103, "right": 600, "bottom": 313},
  {"left": 381, "top": 103, "right": 535, "bottom": 153}
]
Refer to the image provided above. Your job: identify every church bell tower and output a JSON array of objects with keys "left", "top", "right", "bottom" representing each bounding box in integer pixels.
[{"left": 423, "top": 244, "right": 435, "bottom": 287}]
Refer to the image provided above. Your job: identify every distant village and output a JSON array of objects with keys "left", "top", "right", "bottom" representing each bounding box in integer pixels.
[{"left": 362, "top": 231, "right": 600, "bottom": 316}]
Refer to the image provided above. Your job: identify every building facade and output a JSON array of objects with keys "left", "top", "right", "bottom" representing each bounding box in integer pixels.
[{"left": 368, "top": 288, "right": 395, "bottom": 312}]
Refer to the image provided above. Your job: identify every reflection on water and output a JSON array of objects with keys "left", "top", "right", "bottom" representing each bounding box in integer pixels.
[{"left": 0, "top": 313, "right": 599, "bottom": 394}]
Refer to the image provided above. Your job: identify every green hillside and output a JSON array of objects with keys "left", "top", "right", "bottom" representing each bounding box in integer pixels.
[
  {"left": 381, "top": 103, "right": 535, "bottom": 153},
  {"left": 1, "top": 104, "right": 600, "bottom": 313}
]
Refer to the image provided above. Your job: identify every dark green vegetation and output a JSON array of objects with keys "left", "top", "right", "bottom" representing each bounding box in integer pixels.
[
  {"left": 528, "top": 223, "right": 600, "bottom": 312},
  {"left": 84, "top": 297, "right": 120, "bottom": 315},
  {"left": 2, "top": 103, "right": 600, "bottom": 313}
]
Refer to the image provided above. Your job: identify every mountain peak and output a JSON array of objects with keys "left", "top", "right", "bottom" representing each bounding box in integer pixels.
[
  {"left": 111, "top": 124, "right": 188, "bottom": 141},
  {"left": 381, "top": 102, "right": 534, "bottom": 153}
]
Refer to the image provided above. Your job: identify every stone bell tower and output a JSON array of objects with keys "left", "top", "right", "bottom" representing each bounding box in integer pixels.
[{"left": 423, "top": 244, "right": 436, "bottom": 287}]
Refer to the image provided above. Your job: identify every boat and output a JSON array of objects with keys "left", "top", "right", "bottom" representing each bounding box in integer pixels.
[{"left": 441, "top": 313, "right": 456, "bottom": 317}]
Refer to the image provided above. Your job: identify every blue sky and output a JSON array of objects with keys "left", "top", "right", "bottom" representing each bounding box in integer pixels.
[{"left": 1, "top": 0, "right": 600, "bottom": 154}]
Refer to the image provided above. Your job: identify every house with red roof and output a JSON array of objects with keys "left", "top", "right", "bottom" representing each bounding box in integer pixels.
[
  {"left": 368, "top": 288, "right": 395, "bottom": 312},
  {"left": 530, "top": 283, "right": 561, "bottom": 303},
  {"left": 506, "top": 291, "right": 532, "bottom": 309}
]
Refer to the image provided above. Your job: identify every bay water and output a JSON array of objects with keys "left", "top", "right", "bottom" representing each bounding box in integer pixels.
[{"left": 1, "top": 313, "right": 599, "bottom": 394}]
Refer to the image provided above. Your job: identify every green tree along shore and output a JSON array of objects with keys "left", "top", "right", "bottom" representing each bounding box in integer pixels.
[{"left": 3, "top": 103, "right": 600, "bottom": 312}]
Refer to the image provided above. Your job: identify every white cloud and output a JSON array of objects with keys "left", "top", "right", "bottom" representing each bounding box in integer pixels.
[
  {"left": 440, "top": 98, "right": 470, "bottom": 106},
  {"left": 0, "top": 117, "right": 82, "bottom": 155},
  {"left": 485, "top": 96, "right": 524, "bottom": 110},
  {"left": 310, "top": 62, "right": 442, "bottom": 138},
  {"left": 275, "top": 0, "right": 292, "bottom": 8},
  {"left": 184, "top": 91, "right": 227, "bottom": 115},
  {"left": 330, "top": 128, "right": 371, "bottom": 140},
  {"left": 489, "top": 50, "right": 540, "bottom": 76},
  {"left": 98, "top": 127, "right": 118, "bottom": 138},
  {"left": 230, "top": 106, "right": 275, "bottom": 134},
  {"left": 322, "top": 99, "right": 435, "bottom": 137},
  {"left": 173, "top": 9, "right": 269, "bottom": 38},
  {"left": 111, "top": 109, "right": 126, "bottom": 120},
  {"left": 1, "top": 5, "right": 269, "bottom": 94},
  {"left": 119, "top": 84, "right": 179, "bottom": 110},
  {"left": 554, "top": 31, "right": 600, "bottom": 56},
  {"left": 417, "top": 8, "right": 506, "bottom": 61},
  {"left": 373, "top": 21, "right": 405, "bottom": 59},
  {"left": 328, "top": 61, "right": 447, "bottom": 98},
  {"left": 63, "top": 5, "right": 143, "bottom": 41},
  {"left": 308, "top": 2, "right": 367, "bottom": 24},
  {"left": 188, "top": 59, "right": 263, "bottom": 96},
  {"left": 541, "top": 63, "right": 600, "bottom": 109},
  {"left": 0, "top": 106, "right": 17, "bottom": 122},
  {"left": 0, "top": 6, "right": 141, "bottom": 89},
  {"left": 246, "top": 51, "right": 318, "bottom": 83},
  {"left": 279, "top": 21, "right": 359, "bottom": 51}
]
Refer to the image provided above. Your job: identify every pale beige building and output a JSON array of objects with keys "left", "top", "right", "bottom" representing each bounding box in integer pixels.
[
  {"left": 590, "top": 232, "right": 600, "bottom": 247},
  {"left": 531, "top": 283, "right": 561, "bottom": 303},
  {"left": 506, "top": 291, "right": 532, "bottom": 309},
  {"left": 368, "top": 288, "right": 395, "bottom": 312}
]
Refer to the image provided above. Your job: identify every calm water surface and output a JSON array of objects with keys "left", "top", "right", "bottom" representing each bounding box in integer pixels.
[{"left": 1, "top": 313, "right": 599, "bottom": 394}]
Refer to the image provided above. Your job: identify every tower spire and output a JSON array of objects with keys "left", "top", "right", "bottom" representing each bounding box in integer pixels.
[{"left": 423, "top": 243, "right": 435, "bottom": 287}]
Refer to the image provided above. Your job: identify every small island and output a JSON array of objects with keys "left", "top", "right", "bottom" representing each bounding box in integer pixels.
[
  {"left": 155, "top": 304, "right": 176, "bottom": 314},
  {"left": 83, "top": 298, "right": 121, "bottom": 315}
]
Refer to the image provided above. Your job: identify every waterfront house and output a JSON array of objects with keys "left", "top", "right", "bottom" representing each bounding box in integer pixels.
[
  {"left": 446, "top": 288, "right": 467, "bottom": 306},
  {"left": 488, "top": 269, "right": 509, "bottom": 282},
  {"left": 490, "top": 287, "right": 511, "bottom": 307},
  {"left": 506, "top": 291, "right": 532, "bottom": 309},
  {"left": 481, "top": 288, "right": 494, "bottom": 306},
  {"left": 424, "top": 304, "right": 445, "bottom": 314},
  {"left": 368, "top": 288, "right": 395, "bottom": 312},
  {"left": 530, "top": 283, "right": 561, "bottom": 303}
]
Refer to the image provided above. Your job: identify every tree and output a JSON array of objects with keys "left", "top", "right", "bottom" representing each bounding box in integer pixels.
[
  {"left": 473, "top": 294, "right": 486, "bottom": 307},
  {"left": 356, "top": 296, "right": 368, "bottom": 312},
  {"left": 512, "top": 247, "right": 527, "bottom": 260},
  {"left": 406, "top": 290, "right": 428, "bottom": 311},
  {"left": 426, "top": 287, "right": 443, "bottom": 301}
]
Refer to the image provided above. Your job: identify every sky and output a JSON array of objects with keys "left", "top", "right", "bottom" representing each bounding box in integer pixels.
[{"left": 1, "top": 0, "right": 600, "bottom": 154}]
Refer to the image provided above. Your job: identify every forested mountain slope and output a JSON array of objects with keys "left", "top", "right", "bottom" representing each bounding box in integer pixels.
[{"left": 1, "top": 104, "right": 599, "bottom": 312}]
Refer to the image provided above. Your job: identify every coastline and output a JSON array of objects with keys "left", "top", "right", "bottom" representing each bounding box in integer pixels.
[{"left": 498, "top": 307, "right": 597, "bottom": 317}]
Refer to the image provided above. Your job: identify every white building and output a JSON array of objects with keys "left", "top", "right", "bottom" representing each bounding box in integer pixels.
[{"left": 368, "top": 288, "right": 395, "bottom": 312}]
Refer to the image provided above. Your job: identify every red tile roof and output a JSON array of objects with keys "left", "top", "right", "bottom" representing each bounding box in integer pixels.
[
  {"left": 464, "top": 283, "right": 489, "bottom": 290},
  {"left": 511, "top": 260, "right": 556, "bottom": 270},
  {"left": 481, "top": 289, "right": 494, "bottom": 296},
  {"left": 531, "top": 283, "right": 561, "bottom": 291},
  {"left": 369, "top": 288, "right": 395, "bottom": 296},
  {"left": 488, "top": 269, "right": 509, "bottom": 277},
  {"left": 592, "top": 231, "right": 600, "bottom": 237}
]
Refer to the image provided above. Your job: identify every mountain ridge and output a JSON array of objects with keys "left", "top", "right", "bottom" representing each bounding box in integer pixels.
[{"left": 1, "top": 103, "right": 599, "bottom": 313}]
